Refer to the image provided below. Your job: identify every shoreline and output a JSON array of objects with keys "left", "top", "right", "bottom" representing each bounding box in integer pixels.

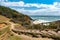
[{"left": 32, "top": 19, "right": 60, "bottom": 24}]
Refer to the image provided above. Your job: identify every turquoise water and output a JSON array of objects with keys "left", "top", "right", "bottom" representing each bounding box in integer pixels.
[{"left": 30, "top": 15, "right": 60, "bottom": 21}]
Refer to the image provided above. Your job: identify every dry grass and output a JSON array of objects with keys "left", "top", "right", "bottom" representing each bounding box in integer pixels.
[
  {"left": 20, "top": 34, "right": 53, "bottom": 40},
  {"left": 0, "top": 24, "right": 6, "bottom": 28},
  {"left": 0, "top": 15, "right": 9, "bottom": 21}
]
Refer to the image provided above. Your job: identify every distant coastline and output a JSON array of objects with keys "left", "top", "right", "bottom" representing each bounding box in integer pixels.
[
  {"left": 30, "top": 15, "right": 60, "bottom": 22},
  {"left": 29, "top": 15, "right": 60, "bottom": 24},
  {"left": 29, "top": 15, "right": 60, "bottom": 17}
]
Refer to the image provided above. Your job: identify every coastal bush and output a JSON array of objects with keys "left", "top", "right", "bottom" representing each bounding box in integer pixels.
[
  {"left": 29, "top": 24, "right": 42, "bottom": 30},
  {"left": 8, "top": 34, "right": 21, "bottom": 40},
  {"left": 0, "top": 26, "right": 9, "bottom": 35},
  {"left": 0, "top": 6, "right": 32, "bottom": 27}
]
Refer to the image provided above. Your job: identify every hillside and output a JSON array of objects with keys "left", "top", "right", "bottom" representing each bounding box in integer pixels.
[
  {"left": 0, "top": 15, "right": 9, "bottom": 21},
  {"left": 0, "top": 6, "right": 32, "bottom": 26},
  {"left": 0, "top": 22, "right": 21, "bottom": 40},
  {"left": 0, "top": 6, "right": 32, "bottom": 40},
  {"left": 0, "top": 6, "right": 60, "bottom": 40}
]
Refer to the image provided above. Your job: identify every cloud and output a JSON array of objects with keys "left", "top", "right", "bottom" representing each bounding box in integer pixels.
[
  {"left": 0, "top": 0, "right": 8, "bottom": 2},
  {"left": 13, "top": 7, "right": 60, "bottom": 15},
  {"left": 0, "top": 1, "right": 60, "bottom": 15},
  {"left": 0, "top": 1, "right": 25, "bottom": 6},
  {"left": 0, "top": 0, "right": 4, "bottom": 2},
  {"left": 0, "top": 1, "right": 60, "bottom": 9}
]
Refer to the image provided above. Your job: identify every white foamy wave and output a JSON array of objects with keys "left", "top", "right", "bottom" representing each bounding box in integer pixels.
[{"left": 33, "top": 19, "right": 50, "bottom": 24}]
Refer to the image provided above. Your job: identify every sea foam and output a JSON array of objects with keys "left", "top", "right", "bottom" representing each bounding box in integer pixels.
[{"left": 33, "top": 19, "right": 50, "bottom": 24}]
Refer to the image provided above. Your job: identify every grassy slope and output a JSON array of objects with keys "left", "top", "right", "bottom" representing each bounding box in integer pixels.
[
  {"left": 0, "top": 15, "right": 9, "bottom": 21},
  {"left": 0, "top": 22, "right": 21, "bottom": 40},
  {"left": 0, "top": 6, "right": 32, "bottom": 25},
  {"left": 7, "top": 35, "right": 21, "bottom": 40},
  {"left": 0, "top": 6, "right": 30, "bottom": 40}
]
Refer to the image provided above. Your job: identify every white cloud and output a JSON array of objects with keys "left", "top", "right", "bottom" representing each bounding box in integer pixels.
[
  {"left": 0, "top": 0, "right": 8, "bottom": 2},
  {"left": 0, "top": 0, "right": 4, "bottom": 2},
  {"left": 0, "top": 1, "right": 25, "bottom": 6},
  {"left": 1, "top": 1, "right": 60, "bottom": 9},
  {"left": 14, "top": 7, "right": 60, "bottom": 15},
  {"left": 0, "top": 1, "right": 60, "bottom": 15}
]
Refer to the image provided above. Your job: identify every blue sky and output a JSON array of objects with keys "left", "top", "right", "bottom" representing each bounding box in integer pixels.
[
  {"left": 8, "top": 0, "right": 55, "bottom": 4},
  {"left": 6, "top": 0, "right": 60, "bottom": 4},
  {"left": 0, "top": 0, "right": 60, "bottom": 15}
]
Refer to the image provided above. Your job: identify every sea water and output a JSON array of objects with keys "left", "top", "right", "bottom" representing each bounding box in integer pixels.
[{"left": 30, "top": 15, "right": 60, "bottom": 22}]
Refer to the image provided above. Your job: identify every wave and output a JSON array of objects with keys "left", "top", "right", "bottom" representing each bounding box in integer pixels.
[
  {"left": 33, "top": 19, "right": 51, "bottom": 24},
  {"left": 33, "top": 19, "right": 60, "bottom": 24}
]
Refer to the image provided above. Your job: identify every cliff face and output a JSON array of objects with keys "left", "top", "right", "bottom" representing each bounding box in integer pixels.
[{"left": 0, "top": 6, "right": 32, "bottom": 25}]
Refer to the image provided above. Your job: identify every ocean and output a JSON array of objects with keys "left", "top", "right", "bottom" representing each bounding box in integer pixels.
[{"left": 30, "top": 15, "right": 60, "bottom": 22}]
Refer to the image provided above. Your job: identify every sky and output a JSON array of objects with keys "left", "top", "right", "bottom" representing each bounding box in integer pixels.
[{"left": 0, "top": 0, "right": 60, "bottom": 15}]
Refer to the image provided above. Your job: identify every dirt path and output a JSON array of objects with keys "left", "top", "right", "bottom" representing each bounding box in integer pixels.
[
  {"left": 0, "top": 32, "right": 9, "bottom": 40},
  {"left": 20, "top": 34, "right": 53, "bottom": 40},
  {"left": 11, "top": 29, "right": 53, "bottom": 40},
  {"left": 0, "top": 25, "right": 8, "bottom": 30},
  {"left": 8, "top": 21, "right": 53, "bottom": 40}
]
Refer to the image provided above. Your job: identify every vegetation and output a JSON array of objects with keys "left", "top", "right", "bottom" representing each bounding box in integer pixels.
[
  {"left": 0, "top": 26, "right": 9, "bottom": 35},
  {"left": 7, "top": 34, "right": 21, "bottom": 40},
  {"left": 1, "top": 6, "right": 60, "bottom": 30},
  {"left": 28, "top": 20, "right": 60, "bottom": 31},
  {"left": 0, "top": 5, "right": 60, "bottom": 40},
  {"left": 0, "top": 6, "right": 32, "bottom": 26},
  {"left": 0, "top": 6, "right": 32, "bottom": 40}
]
